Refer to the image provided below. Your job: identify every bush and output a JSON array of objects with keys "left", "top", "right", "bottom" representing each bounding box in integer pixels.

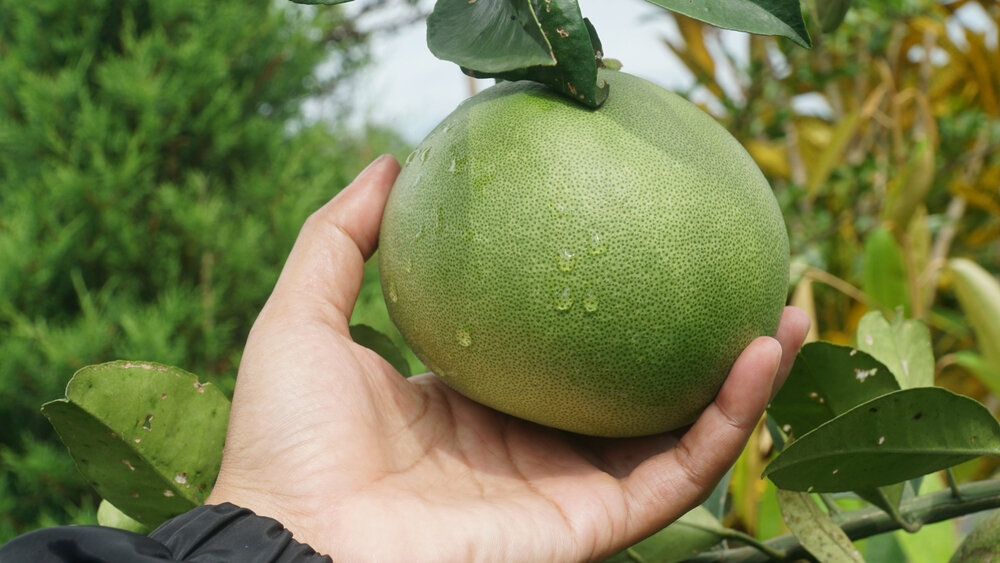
[{"left": 0, "top": 0, "right": 407, "bottom": 539}]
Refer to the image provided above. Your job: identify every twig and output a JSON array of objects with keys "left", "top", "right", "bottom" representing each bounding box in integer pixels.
[{"left": 682, "top": 477, "right": 1000, "bottom": 562}]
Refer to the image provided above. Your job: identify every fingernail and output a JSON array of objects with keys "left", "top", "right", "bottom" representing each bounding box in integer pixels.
[{"left": 356, "top": 154, "right": 390, "bottom": 179}]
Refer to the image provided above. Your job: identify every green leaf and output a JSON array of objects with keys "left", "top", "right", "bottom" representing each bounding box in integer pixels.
[
  {"left": 427, "top": 0, "right": 555, "bottom": 73},
  {"left": 350, "top": 324, "right": 412, "bottom": 377},
  {"left": 97, "top": 499, "right": 150, "bottom": 534},
  {"left": 610, "top": 506, "right": 725, "bottom": 563},
  {"left": 777, "top": 489, "right": 864, "bottom": 562},
  {"left": 856, "top": 311, "right": 935, "bottom": 389},
  {"left": 950, "top": 507, "right": 1000, "bottom": 562},
  {"left": 427, "top": 0, "right": 609, "bottom": 107},
  {"left": 289, "top": 0, "right": 352, "bottom": 4},
  {"left": 643, "top": 0, "right": 811, "bottom": 47},
  {"left": 42, "top": 361, "right": 230, "bottom": 528},
  {"left": 768, "top": 342, "right": 900, "bottom": 440},
  {"left": 855, "top": 484, "right": 911, "bottom": 530},
  {"left": 863, "top": 227, "right": 911, "bottom": 315},
  {"left": 817, "top": 0, "right": 853, "bottom": 33},
  {"left": 949, "top": 258, "right": 1000, "bottom": 387},
  {"left": 953, "top": 351, "right": 1000, "bottom": 397},
  {"left": 763, "top": 387, "right": 1000, "bottom": 492}
]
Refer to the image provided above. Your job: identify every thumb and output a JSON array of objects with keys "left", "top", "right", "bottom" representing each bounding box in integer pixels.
[{"left": 264, "top": 154, "right": 401, "bottom": 333}]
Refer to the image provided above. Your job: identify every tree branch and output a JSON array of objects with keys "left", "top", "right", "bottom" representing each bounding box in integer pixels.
[{"left": 683, "top": 477, "right": 1000, "bottom": 562}]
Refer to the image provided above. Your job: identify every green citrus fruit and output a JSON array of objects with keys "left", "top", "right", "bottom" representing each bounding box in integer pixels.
[{"left": 378, "top": 70, "right": 788, "bottom": 437}]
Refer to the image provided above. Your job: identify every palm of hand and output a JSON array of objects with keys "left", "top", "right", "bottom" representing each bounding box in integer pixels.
[{"left": 207, "top": 156, "right": 808, "bottom": 562}]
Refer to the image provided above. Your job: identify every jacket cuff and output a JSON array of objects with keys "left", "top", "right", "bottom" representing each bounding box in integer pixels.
[{"left": 149, "top": 503, "right": 331, "bottom": 563}]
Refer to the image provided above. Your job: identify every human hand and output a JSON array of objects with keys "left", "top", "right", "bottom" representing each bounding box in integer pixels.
[{"left": 206, "top": 155, "right": 810, "bottom": 562}]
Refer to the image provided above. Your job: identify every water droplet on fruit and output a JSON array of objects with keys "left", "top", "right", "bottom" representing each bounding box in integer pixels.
[
  {"left": 435, "top": 207, "right": 444, "bottom": 233},
  {"left": 588, "top": 231, "right": 607, "bottom": 255},
  {"left": 405, "top": 149, "right": 418, "bottom": 165},
  {"left": 387, "top": 279, "right": 399, "bottom": 303},
  {"left": 442, "top": 123, "right": 452, "bottom": 133},
  {"left": 404, "top": 259, "right": 413, "bottom": 273},
  {"left": 456, "top": 327, "right": 472, "bottom": 347},
  {"left": 448, "top": 158, "right": 457, "bottom": 173},
  {"left": 583, "top": 290, "right": 599, "bottom": 313},
  {"left": 420, "top": 147, "right": 432, "bottom": 162},
  {"left": 554, "top": 287, "right": 573, "bottom": 311},
  {"left": 549, "top": 201, "right": 567, "bottom": 219},
  {"left": 557, "top": 248, "right": 576, "bottom": 272},
  {"left": 413, "top": 225, "right": 424, "bottom": 242}
]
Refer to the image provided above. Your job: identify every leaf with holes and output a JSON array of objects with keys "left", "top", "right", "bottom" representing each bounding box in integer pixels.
[
  {"left": 767, "top": 342, "right": 899, "bottom": 441},
  {"left": 763, "top": 387, "right": 1000, "bottom": 492},
  {"left": 42, "top": 361, "right": 230, "bottom": 528}
]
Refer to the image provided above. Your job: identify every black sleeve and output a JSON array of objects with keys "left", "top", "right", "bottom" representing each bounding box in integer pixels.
[{"left": 0, "top": 503, "right": 332, "bottom": 563}]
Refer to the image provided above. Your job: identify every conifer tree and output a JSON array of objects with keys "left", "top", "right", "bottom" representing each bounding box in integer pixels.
[{"left": 0, "top": 0, "right": 407, "bottom": 538}]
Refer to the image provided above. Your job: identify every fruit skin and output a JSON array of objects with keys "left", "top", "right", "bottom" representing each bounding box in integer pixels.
[{"left": 378, "top": 70, "right": 788, "bottom": 437}]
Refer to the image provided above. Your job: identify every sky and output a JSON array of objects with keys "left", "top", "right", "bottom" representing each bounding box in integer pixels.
[{"left": 331, "top": 0, "right": 710, "bottom": 143}]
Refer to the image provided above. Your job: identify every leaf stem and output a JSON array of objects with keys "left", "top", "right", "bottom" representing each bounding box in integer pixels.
[
  {"left": 819, "top": 493, "right": 842, "bottom": 515},
  {"left": 682, "top": 477, "right": 1000, "bottom": 562},
  {"left": 714, "top": 528, "right": 787, "bottom": 561}
]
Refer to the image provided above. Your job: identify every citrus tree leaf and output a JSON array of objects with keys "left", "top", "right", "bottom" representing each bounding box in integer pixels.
[
  {"left": 949, "top": 258, "right": 1000, "bottom": 388},
  {"left": 350, "top": 324, "right": 412, "bottom": 377},
  {"left": 97, "top": 499, "right": 150, "bottom": 534},
  {"left": 643, "top": 0, "right": 811, "bottom": 47},
  {"left": 777, "top": 489, "right": 864, "bottom": 562},
  {"left": 855, "top": 484, "right": 908, "bottom": 528},
  {"left": 427, "top": 0, "right": 554, "bottom": 73},
  {"left": 427, "top": 0, "right": 608, "bottom": 107},
  {"left": 863, "top": 227, "right": 911, "bottom": 315},
  {"left": 763, "top": 387, "right": 1000, "bottom": 492},
  {"left": 817, "top": 0, "right": 853, "bottom": 33},
  {"left": 767, "top": 342, "right": 899, "bottom": 440},
  {"left": 608, "top": 506, "right": 725, "bottom": 563},
  {"left": 41, "top": 361, "right": 230, "bottom": 527},
  {"left": 950, "top": 507, "right": 1000, "bottom": 562},
  {"left": 856, "top": 311, "right": 935, "bottom": 389}
]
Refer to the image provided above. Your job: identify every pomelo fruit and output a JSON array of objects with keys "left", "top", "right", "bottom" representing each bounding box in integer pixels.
[{"left": 378, "top": 69, "right": 788, "bottom": 437}]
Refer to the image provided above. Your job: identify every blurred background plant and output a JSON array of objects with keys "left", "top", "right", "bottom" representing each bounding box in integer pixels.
[
  {"left": 660, "top": 0, "right": 1000, "bottom": 558},
  {"left": 0, "top": 0, "right": 418, "bottom": 540}
]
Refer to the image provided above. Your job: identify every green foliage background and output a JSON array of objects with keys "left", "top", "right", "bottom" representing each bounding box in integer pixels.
[{"left": 0, "top": 0, "right": 407, "bottom": 539}]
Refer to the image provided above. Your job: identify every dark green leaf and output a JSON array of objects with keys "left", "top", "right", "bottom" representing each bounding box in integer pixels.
[
  {"left": 768, "top": 342, "right": 899, "bottom": 440},
  {"left": 427, "top": 0, "right": 608, "bottom": 107},
  {"left": 856, "top": 311, "right": 935, "bottom": 389},
  {"left": 855, "top": 484, "right": 907, "bottom": 526},
  {"left": 350, "top": 324, "right": 412, "bottom": 377},
  {"left": 42, "top": 361, "right": 230, "bottom": 527},
  {"left": 863, "top": 227, "right": 911, "bottom": 315},
  {"left": 763, "top": 388, "right": 1000, "bottom": 492},
  {"left": 427, "top": 0, "right": 554, "bottom": 73},
  {"left": 818, "top": 0, "right": 852, "bottom": 33},
  {"left": 777, "top": 489, "right": 864, "bottom": 562},
  {"left": 643, "top": 0, "right": 811, "bottom": 47}
]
